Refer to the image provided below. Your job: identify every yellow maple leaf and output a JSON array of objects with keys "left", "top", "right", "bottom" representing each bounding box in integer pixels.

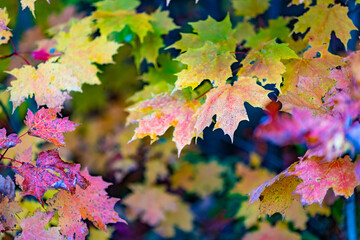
[
  {"left": 171, "top": 161, "right": 225, "bottom": 197},
  {"left": 154, "top": 200, "right": 193, "bottom": 238},
  {"left": 171, "top": 162, "right": 196, "bottom": 191},
  {"left": 7, "top": 58, "right": 82, "bottom": 109},
  {"left": 231, "top": 163, "right": 275, "bottom": 195},
  {"left": 293, "top": 2, "right": 356, "bottom": 46},
  {"left": 54, "top": 18, "right": 121, "bottom": 85},
  {"left": 145, "top": 160, "right": 168, "bottom": 185}
]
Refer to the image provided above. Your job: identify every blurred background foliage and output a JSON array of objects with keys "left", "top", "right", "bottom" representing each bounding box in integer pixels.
[{"left": 1, "top": 0, "right": 360, "bottom": 239}]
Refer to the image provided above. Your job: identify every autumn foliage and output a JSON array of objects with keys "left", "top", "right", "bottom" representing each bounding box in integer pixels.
[{"left": 1, "top": 0, "right": 360, "bottom": 239}]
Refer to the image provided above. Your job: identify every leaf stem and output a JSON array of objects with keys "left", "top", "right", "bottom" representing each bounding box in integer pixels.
[
  {"left": 2, "top": 156, "right": 22, "bottom": 164},
  {"left": 18, "top": 131, "right": 28, "bottom": 138}
]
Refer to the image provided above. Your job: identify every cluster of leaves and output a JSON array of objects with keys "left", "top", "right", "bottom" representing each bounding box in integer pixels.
[
  {"left": 1, "top": 0, "right": 360, "bottom": 239},
  {"left": 126, "top": 0, "right": 360, "bottom": 221},
  {"left": 0, "top": 1, "right": 126, "bottom": 239}
]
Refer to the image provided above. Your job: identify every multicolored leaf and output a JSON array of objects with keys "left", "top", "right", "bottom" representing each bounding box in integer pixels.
[
  {"left": 25, "top": 108, "right": 78, "bottom": 147},
  {"left": 15, "top": 149, "right": 90, "bottom": 204}
]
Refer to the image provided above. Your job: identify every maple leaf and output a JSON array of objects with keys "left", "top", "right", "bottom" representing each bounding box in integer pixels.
[
  {"left": 25, "top": 108, "right": 78, "bottom": 147},
  {"left": 0, "top": 128, "right": 21, "bottom": 150},
  {"left": 231, "top": 0, "right": 270, "bottom": 18},
  {"left": 278, "top": 76, "right": 327, "bottom": 114},
  {"left": 144, "top": 160, "right": 168, "bottom": 184},
  {"left": 243, "top": 222, "right": 301, "bottom": 240},
  {"left": 190, "top": 14, "right": 234, "bottom": 44},
  {"left": 284, "top": 197, "right": 308, "bottom": 230},
  {"left": 7, "top": 58, "right": 82, "bottom": 109},
  {"left": 249, "top": 163, "right": 302, "bottom": 216},
  {"left": 130, "top": 9, "right": 177, "bottom": 66},
  {"left": 129, "top": 94, "right": 200, "bottom": 155},
  {"left": 232, "top": 22, "right": 255, "bottom": 44},
  {"left": 236, "top": 200, "right": 261, "bottom": 228},
  {"left": 15, "top": 149, "right": 90, "bottom": 204},
  {"left": 15, "top": 211, "right": 63, "bottom": 240},
  {"left": 293, "top": 2, "right": 356, "bottom": 46},
  {"left": 291, "top": 155, "right": 360, "bottom": 205},
  {"left": 171, "top": 161, "right": 225, "bottom": 197},
  {"left": 47, "top": 168, "right": 124, "bottom": 240},
  {"left": 154, "top": 199, "right": 193, "bottom": 238},
  {"left": 246, "top": 18, "right": 290, "bottom": 49},
  {"left": 238, "top": 40, "right": 298, "bottom": 90},
  {"left": 54, "top": 18, "right": 121, "bottom": 85},
  {"left": 0, "top": 197, "right": 22, "bottom": 232},
  {"left": 123, "top": 185, "right": 178, "bottom": 226},
  {"left": 172, "top": 15, "right": 238, "bottom": 89},
  {"left": 281, "top": 44, "right": 343, "bottom": 95},
  {"left": 20, "top": 0, "right": 50, "bottom": 16},
  {"left": 93, "top": 7, "right": 153, "bottom": 43},
  {"left": 0, "top": 8, "right": 12, "bottom": 45},
  {"left": 175, "top": 41, "right": 236, "bottom": 89},
  {"left": 194, "top": 77, "right": 270, "bottom": 141},
  {"left": 231, "top": 163, "right": 275, "bottom": 195}
]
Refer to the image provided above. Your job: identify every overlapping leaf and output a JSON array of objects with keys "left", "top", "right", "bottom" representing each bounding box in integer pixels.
[
  {"left": 171, "top": 15, "right": 237, "bottom": 90},
  {"left": 7, "top": 59, "right": 82, "bottom": 109},
  {"left": 194, "top": 77, "right": 270, "bottom": 141},
  {"left": 293, "top": 2, "right": 356, "bottom": 46},
  {"left": 15, "top": 149, "right": 90, "bottom": 204},
  {"left": 238, "top": 40, "right": 298, "bottom": 90},
  {"left": 16, "top": 211, "right": 62, "bottom": 240},
  {"left": 0, "top": 197, "right": 21, "bottom": 232},
  {"left": 53, "top": 18, "right": 120, "bottom": 85},
  {"left": 128, "top": 94, "right": 200, "bottom": 155},
  {"left": 25, "top": 108, "right": 78, "bottom": 147},
  {"left": 292, "top": 155, "right": 359, "bottom": 205},
  {"left": 47, "top": 168, "right": 124, "bottom": 239}
]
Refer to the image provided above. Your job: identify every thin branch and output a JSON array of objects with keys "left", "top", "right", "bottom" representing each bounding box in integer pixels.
[{"left": 0, "top": 148, "right": 9, "bottom": 162}]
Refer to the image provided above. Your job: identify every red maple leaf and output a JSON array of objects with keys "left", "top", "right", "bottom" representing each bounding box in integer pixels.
[
  {"left": 47, "top": 168, "right": 125, "bottom": 239},
  {"left": 24, "top": 108, "right": 78, "bottom": 147},
  {"left": 15, "top": 149, "right": 90, "bottom": 204}
]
